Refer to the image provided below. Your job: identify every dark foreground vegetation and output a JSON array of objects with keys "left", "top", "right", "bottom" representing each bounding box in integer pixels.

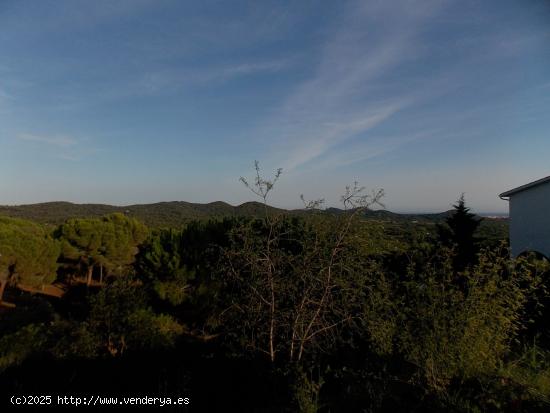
[{"left": 0, "top": 169, "right": 547, "bottom": 412}]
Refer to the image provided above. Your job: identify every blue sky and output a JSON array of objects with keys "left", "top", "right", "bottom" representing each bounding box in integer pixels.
[{"left": 1, "top": 0, "right": 549, "bottom": 213}]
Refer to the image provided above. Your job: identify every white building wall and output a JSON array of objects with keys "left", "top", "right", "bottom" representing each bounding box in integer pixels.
[{"left": 509, "top": 183, "right": 550, "bottom": 258}]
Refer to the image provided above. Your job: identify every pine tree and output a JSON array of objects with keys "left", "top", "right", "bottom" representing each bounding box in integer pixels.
[
  {"left": 137, "top": 229, "right": 195, "bottom": 306},
  {"left": 438, "top": 194, "right": 483, "bottom": 271},
  {"left": 0, "top": 216, "right": 60, "bottom": 305},
  {"left": 57, "top": 213, "right": 148, "bottom": 286}
]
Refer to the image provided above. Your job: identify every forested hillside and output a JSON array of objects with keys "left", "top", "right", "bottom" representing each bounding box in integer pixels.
[
  {"left": 0, "top": 200, "right": 508, "bottom": 236},
  {"left": 0, "top": 176, "right": 546, "bottom": 412},
  {"left": 0, "top": 201, "right": 285, "bottom": 227}
]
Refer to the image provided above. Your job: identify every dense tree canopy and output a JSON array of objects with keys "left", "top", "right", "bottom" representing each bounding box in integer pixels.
[
  {"left": 0, "top": 175, "right": 549, "bottom": 411},
  {"left": 0, "top": 216, "right": 60, "bottom": 303},
  {"left": 136, "top": 218, "right": 239, "bottom": 329},
  {"left": 56, "top": 213, "right": 148, "bottom": 285},
  {"left": 137, "top": 229, "right": 196, "bottom": 306}
]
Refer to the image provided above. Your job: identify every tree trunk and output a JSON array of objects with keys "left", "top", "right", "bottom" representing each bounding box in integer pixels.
[
  {"left": 99, "top": 265, "right": 103, "bottom": 285},
  {"left": 0, "top": 279, "right": 14, "bottom": 307},
  {"left": 86, "top": 265, "right": 94, "bottom": 287},
  {"left": 0, "top": 279, "right": 6, "bottom": 303}
]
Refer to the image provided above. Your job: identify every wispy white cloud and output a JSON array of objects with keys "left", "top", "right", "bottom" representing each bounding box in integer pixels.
[
  {"left": 138, "top": 57, "right": 292, "bottom": 94},
  {"left": 42, "top": 57, "right": 294, "bottom": 106},
  {"left": 15, "top": 133, "right": 102, "bottom": 162},
  {"left": 3, "top": 0, "right": 159, "bottom": 35},
  {"left": 0, "top": 88, "right": 12, "bottom": 114},
  {"left": 313, "top": 130, "right": 440, "bottom": 170},
  {"left": 56, "top": 153, "right": 81, "bottom": 161},
  {"left": 277, "top": 101, "right": 410, "bottom": 171},
  {"left": 17, "top": 133, "right": 78, "bottom": 147},
  {"left": 220, "top": 60, "right": 290, "bottom": 78},
  {"left": 261, "top": 0, "right": 443, "bottom": 171}
]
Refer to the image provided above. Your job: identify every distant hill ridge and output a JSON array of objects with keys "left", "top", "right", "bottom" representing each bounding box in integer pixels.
[
  {"left": 0, "top": 201, "right": 505, "bottom": 228},
  {"left": 0, "top": 201, "right": 285, "bottom": 227}
]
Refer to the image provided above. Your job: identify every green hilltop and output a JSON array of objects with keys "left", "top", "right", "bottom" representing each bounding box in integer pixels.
[
  {"left": 0, "top": 201, "right": 286, "bottom": 228},
  {"left": 0, "top": 201, "right": 507, "bottom": 241}
]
